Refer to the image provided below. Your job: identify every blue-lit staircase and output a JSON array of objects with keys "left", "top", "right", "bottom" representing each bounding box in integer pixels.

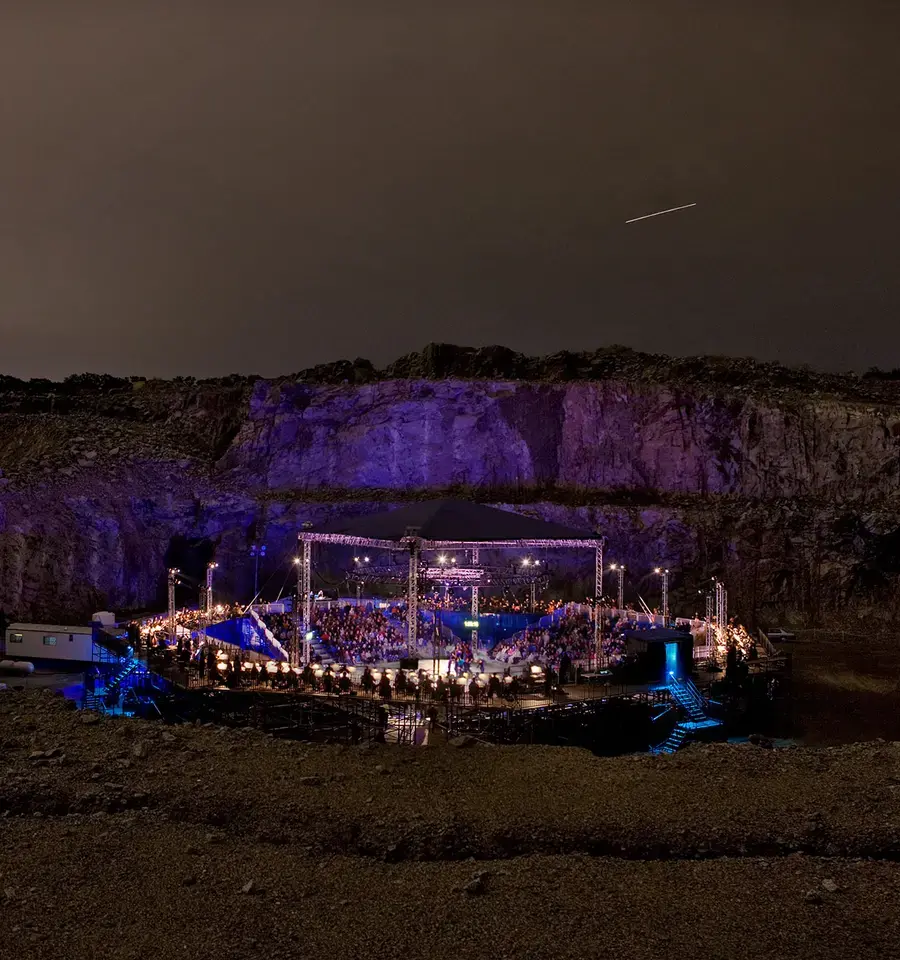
[
  {"left": 667, "top": 676, "right": 708, "bottom": 723},
  {"left": 653, "top": 675, "right": 724, "bottom": 754},
  {"left": 81, "top": 656, "right": 149, "bottom": 715}
]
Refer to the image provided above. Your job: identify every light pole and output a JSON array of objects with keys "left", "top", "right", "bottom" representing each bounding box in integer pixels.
[
  {"left": 167, "top": 567, "right": 179, "bottom": 645},
  {"left": 654, "top": 567, "right": 669, "bottom": 622},
  {"left": 353, "top": 556, "right": 369, "bottom": 605},
  {"left": 249, "top": 543, "right": 266, "bottom": 599},
  {"left": 594, "top": 537, "right": 604, "bottom": 666},
  {"left": 522, "top": 558, "right": 538, "bottom": 612},
  {"left": 205, "top": 562, "right": 217, "bottom": 619},
  {"left": 716, "top": 579, "right": 728, "bottom": 647},
  {"left": 610, "top": 563, "right": 625, "bottom": 612}
]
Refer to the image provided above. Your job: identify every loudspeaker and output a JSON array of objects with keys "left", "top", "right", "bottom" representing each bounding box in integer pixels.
[{"left": 399, "top": 658, "right": 419, "bottom": 670}]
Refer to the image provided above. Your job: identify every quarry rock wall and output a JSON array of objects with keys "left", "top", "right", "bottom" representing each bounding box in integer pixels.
[
  {"left": 223, "top": 379, "right": 900, "bottom": 500},
  {"left": 1, "top": 347, "right": 900, "bottom": 623}
]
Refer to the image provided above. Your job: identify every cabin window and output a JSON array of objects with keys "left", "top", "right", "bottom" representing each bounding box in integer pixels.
[
  {"left": 69, "top": 634, "right": 74, "bottom": 642},
  {"left": 43, "top": 636, "right": 57, "bottom": 646},
  {"left": 9, "top": 633, "right": 23, "bottom": 643}
]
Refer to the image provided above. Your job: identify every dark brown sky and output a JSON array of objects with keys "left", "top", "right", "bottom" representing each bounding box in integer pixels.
[{"left": 1, "top": 1, "right": 898, "bottom": 378}]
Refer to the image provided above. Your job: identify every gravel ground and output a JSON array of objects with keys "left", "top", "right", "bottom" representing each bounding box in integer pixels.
[{"left": 2, "top": 690, "right": 900, "bottom": 959}]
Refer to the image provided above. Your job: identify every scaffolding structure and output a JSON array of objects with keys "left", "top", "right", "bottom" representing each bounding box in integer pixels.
[
  {"left": 407, "top": 538, "right": 420, "bottom": 656},
  {"left": 594, "top": 542, "right": 604, "bottom": 663},
  {"left": 298, "top": 513, "right": 601, "bottom": 663},
  {"left": 294, "top": 536, "right": 313, "bottom": 664},
  {"left": 656, "top": 567, "right": 669, "bottom": 622},
  {"left": 471, "top": 548, "right": 479, "bottom": 649}
]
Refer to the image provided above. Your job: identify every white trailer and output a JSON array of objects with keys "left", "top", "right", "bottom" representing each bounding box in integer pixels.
[{"left": 2, "top": 623, "right": 96, "bottom": 664}]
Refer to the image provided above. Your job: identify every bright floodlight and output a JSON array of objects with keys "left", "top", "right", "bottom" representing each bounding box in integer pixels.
[
  {"left": 294, "top": 557, "right": 301, "bottom": 564},
  {"left": 363, "top": 556, "right": 370, "bottom": 562},
  {"left": 438, "top": 555, "right": 446, "bottom": 564},
  {"left": 654, "top": 567, "right": 661, "bottom": 574}
]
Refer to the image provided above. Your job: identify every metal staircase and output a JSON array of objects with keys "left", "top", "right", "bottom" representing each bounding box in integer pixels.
[
  {"left": 80, "top": 656, "right": 151, "bottom": 715},
  {"left": 653, "top": 675, "right": 724, "bottom": 754},
  {"left": 655, "top": 724, "right": 690, "bottom": 754},
  {"left": 81, "top": 691, "right": 106, "bottom": 713},
  {"left": 667, "top": 676, "right": 708, "bottom": 723},
  {"left": 310, "top": 636, "right": 334, "bottom": 664}
]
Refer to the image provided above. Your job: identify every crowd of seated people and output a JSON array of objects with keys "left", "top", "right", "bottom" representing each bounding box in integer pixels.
[
  {"left": 489, "top": 611, "right": 596, "bottom": 665},
  {"left": 312, "top": 604, "right": 408, "bottom": 664},
  {"left": 262, "top": 612, "right": 294, "bottom": 645},
  {"left": 263, "top": 603, "right": 454, "bottom": 664},
  {"left": 448, "top": 640, "right": 480, "bottom": 674},
  {"left": 425, "top": 593, "right": 569, "bottom": 616}
]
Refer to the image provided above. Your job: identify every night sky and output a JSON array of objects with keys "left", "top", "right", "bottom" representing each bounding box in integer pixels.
[{"left": 1, "top": 1, "right": 898, "bottom": 379}]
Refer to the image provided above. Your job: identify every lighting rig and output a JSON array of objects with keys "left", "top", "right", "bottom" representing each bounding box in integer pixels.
[{"left": 341, "top": 556, "right": 549, "bottom": 591}]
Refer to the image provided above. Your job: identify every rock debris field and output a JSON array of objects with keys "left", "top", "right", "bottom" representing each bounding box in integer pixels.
[{"left": 2, "top": 690, "right": 900, "bottom": 959}]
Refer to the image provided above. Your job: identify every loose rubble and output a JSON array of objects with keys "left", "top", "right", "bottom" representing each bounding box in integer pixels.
[{"left": 1, "top": 688, "right": 900, "bottom": 959}]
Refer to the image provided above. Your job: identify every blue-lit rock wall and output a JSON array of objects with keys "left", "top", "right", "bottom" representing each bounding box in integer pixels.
[
  {"left": 222, "top": 379, "right": 900, "bottom": 500},
  {"left": 1, "top": 369, "right": 900, "bottom": 622}
]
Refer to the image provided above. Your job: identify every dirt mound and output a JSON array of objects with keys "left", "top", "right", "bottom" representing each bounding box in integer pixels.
[{"left": 2, "top": 689, "right": 900, "bottom": 958}]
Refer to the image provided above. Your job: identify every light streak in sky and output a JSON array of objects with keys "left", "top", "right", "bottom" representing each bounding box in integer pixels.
[{"left": 626, "top": 203, "right": 697, "bottom": 224}]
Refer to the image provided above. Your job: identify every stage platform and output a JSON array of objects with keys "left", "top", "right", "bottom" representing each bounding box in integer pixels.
[{"left": 174, "top": 673, "right": 672, "bottom": 713}]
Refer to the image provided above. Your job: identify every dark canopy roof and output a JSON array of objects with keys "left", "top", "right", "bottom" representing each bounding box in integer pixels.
[{"left": 307, "top": 498, "right": 598, "bottom": 546}]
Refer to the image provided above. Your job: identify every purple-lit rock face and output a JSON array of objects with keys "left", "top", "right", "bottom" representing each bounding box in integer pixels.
[
  {"left": 223, "top": 379, "right": 900, "bottom": 500},
  {"left": 1, "top": 351, "right": 900, "bottom": 622}
]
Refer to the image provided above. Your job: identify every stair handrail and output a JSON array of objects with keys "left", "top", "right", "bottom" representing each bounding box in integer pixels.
[
  {"left": 249, "top": 609, "right": 289, "bottom": 661},
  {"left": 667, "top": 674, "right": 707, "bottom": 716},
  {"left": 758, "top": 628, "right": 778, "bottom": 659}
]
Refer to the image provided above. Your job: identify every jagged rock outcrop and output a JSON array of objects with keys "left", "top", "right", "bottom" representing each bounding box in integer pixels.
[
  {"left": 222, "top": 379, "right": 900, "bottom": 500},
  {"left": 1, "top": 344, "right": 900, "bottom": 623}
]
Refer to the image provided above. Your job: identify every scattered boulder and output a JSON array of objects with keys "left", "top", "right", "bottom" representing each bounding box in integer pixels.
[
  {"left": 748, "top": 734, "right": 774, "bottom": 749},
  {"left": 448, "top": 736, "right": 478, "bottom": 749},
  {"left": 464, "top": 876, "right": 486, "bottom": 896}
]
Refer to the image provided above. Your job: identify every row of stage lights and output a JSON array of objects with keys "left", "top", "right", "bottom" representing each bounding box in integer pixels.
[
  {"left": 354, "top": 555, "right": 540, "bottom": 567},
  {"left": 607, "top": 563, "right": 670, "bottom": 575},
  {"left": 354, "top": 555, "right": 545, "bottom": 567},
  {"left": 202, "top": 556, "right": 668, "bottom": 577},
  {"left": 349, "top": 556, "right": 665, "bottom": 573}
]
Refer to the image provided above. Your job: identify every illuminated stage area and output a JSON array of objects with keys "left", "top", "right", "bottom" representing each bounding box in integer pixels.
[
  {"left": 67, "top": 498, "right": 786, "bottom": 754},
  {"left": 294, "top": 497, "right": 605, "bottom": 666}
]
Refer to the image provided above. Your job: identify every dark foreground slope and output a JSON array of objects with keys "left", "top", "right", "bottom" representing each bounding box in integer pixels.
[{"left": 2, "top": 691, "right": 899, "bottom": 959}]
